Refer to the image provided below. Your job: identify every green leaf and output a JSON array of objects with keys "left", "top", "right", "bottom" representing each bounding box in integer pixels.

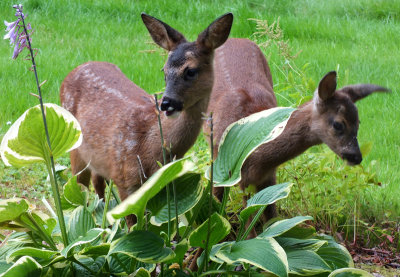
[
  {"left": 316, "top": 235, "right": 354, "bottom": 270},
  {"left": 109, "top": 230, "right": 174, "bottom": 263},
  {"left": 63, "top": 176, "right": 86, "bottom": 206},
  {"left": 189, "top": 212, "right": 231, "bottom": 251},
  {"left": 328, "top": 268, "right": 373, "bottom": 277},
  {"left": 275, "top": 237, "right": 327, "bottom": 252},
  {"left": 67, "top": 206, "right": 96, "bottom": 242},
  {"left": 215, "top": 237, "right": 288, "bottom": 277},
  {"left": 132, "top": 267, "right": 151, "bottom": 277},
  {"left": 61, "top": 228, "right": 105, "bottom": 258},
  {"left": 79, "top": 244, "right": 110, "bottom": 257},
  {"left": 7, "top": 247, "right": 58, "bottom": 263},
  {"left": 147, "top": 173, "right": 202, "bottom": 225},
  {"left": 107, "top": 158, "right": 194, "bottom": 224},
  {"left": 0, "top": 256, "right": 42, "bottom": 277},
  {"left": 286, "top": 250, "right": 331, "bottom": 275},
  {"left": 239, "top": 183, "right": 293, "bottom": 223},
  {"left": 259, "top": 216, "right": 313, "bottom": 238},
  {"left": 212, "top": 107, "right": 295, "bottom": 187},
  {"left": 279, "top": 225, "right": 316, "bottom": 239},
  {"left": 0, "top": 199, "right": 29, "bottom": 223},
  {"left": 108, "top": 253, "right": 135, "bottom": 275},
  {"left": 166, "top": 239, "right": 188, "bottom": 264},
  {"left": 0, "top": 261, "right": 12, "bottom": 274},
  {"left": 1, "top": 104, "right": 82, "bottom": 167},
  {"left": 73, "top": 256, "right": 105, "bottom": 276}
]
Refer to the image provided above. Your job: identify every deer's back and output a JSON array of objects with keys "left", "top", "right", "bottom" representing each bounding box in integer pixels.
[
  {"left": 208, "top": 38, "right": 277, "bottom": 148},
  {"left": 60, "top": 62, "right": 158, "bottom": 184}
]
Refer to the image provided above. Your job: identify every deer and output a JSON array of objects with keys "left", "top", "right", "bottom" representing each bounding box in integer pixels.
[
  {"left": 60, "top": 13, "right": 233, "bottom": 225},
  {"left": 206, "top": 38, "right": 389, "bottom": 222}
]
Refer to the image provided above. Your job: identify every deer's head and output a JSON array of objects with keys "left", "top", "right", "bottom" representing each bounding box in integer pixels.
[
  {"left": 142, "top": 13, "right": 233, "bottom": 117},
  {"left": 311, "top": 71, "right": 389, "bottom": 165}
]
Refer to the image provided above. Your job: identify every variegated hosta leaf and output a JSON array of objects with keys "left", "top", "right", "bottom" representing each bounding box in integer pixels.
[
  {"left": 239, "top": 182, "right": 293, "bottom": 224},
  {"left": 0, "top": 256, "right": 42, "bottom": 277},
  {"left": 0, "top": 103, "right": 82, "bottom": 167},
  {"left": 0, "top": 199, "right": 29, "bottom": 223},
  {"left": 189, "top": 213, "right": 231, "bottom": 251},
  {"left": 108, "top": 230, "right": 174, "bottom": 264},
  {"left": 147, "top": 173, "right": 202, "bottom": 226},
  {"left": 328, "top": 268, "right": 374, "bottom": 277},
  {"left": 258, "top": 216, "right": 313, "bottom": 238},
  {"left": 215, "top": 237, "right": 288, "bottom": 277},
  {"left": 286, "top": 249, "right": 331, "bottom": 275},
  {"left": 211, "top": 107, "right": 295, "bottom": 187},
  {"left": 316, "top": 234, "right": 354, "bottom": 270},
  {"left": 107, "top": 158, "right": 194, "bottom": 224}
]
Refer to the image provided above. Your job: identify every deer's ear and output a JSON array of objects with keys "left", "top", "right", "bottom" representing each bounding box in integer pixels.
[
  {"left": 317, "top": 71, "right": 337, "bottom": 101},
  {"left": 340, "top": 84, "right": 390, "bottom": 103},
  {"left": 141, "top": 13, "right": 187, "bottom": 51},
  {"left": 196, "top": 13, "right": 233, "bottom": 51}
]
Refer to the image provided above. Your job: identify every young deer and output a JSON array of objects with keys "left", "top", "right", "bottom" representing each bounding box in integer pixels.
[
  {"left": 207, "top": 38, "right": 389, "bottom": 219},
  {"left": 60, "top": 13, "right": 233, "bottom": 223}
]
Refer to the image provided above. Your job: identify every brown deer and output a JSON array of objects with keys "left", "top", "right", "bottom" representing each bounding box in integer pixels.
[
  {"left": 206, "top": 38, "right": 389, "bottom": 219},
  {"left": 60, "top": 13, "right": 233, "bottom": 224}
]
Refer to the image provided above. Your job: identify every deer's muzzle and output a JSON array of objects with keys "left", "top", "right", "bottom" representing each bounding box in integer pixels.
[{"left": 160, "top": 96, "right": 183, "bottom": 116}]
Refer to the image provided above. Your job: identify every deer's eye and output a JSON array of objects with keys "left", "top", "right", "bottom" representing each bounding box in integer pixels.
[
  {"left": 184, "top": 68, "right": 198, "bottom": 80},
  {"left": 333, "top": 121, "right": 344, "bottom": 132}
]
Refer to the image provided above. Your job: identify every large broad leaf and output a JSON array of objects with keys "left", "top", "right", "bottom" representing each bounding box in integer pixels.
[
  {"left": 107, "top": 158, "right": 194, "bottom": 224},
  {"left": 109, "top": 230, "right": 174, "bottom": 263},
  {"left": 316, "top": 235, "right": 354, "bottom": 270},
  {"left": 67, "top": 206, "right": 96, "bottom": 242},
  {"left": 61, "top": 228, "right": 105, "bottom": 258},
  {"left": 1, "top": 103, "right": 82, "bottom": 167},
  {"left": 211, "top": 107, "right": 295, "bottom": 187},
  {"left": 133, "top": 268, "right": 151, "bottom": 277},
  {"left": 73, "top": 256, "right": 106, "bottom": 276},
  {"left": 328, "top": 268, "right": 373, "bottom": 277},
  {"left": 147, "top": 173, "right": 202, "bottom": 226},
  {"left": 63, "top": 176, "right": 87, "bottom": 207},
  {"left": 189, "top": 212, "right": 231, "bottom": 251},
  {"left": 259, "top": 216, "right": 313, "bottom": 238},
  {"left": 0, "top": 256, "right": 42, "bottom": 277},
  {"left": 215, "top": 237, "right": 288, "bottom": 277},
  {"left": 286, "top": 250, "right": 331, "bottom": 276},
  {"left": 240, "top": 183, "right": 293, "bottom": 223},
  {"left": 275, "top": 237, "right": 326, "bottom": 252},
  {"left": 0, "top": 199, "right": 29, "bottom": 223},
  {"left": 6, "top": 247, "right": 58, "bottom": 263}
]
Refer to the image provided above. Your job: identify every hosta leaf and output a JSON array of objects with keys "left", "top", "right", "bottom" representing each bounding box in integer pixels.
[
  {"left": 61, "top": 228, "right": 105, "bottom": 258},
  {"left": 7, "top": 247, "right": 58, "bottom": 263},
  {"left": 73, "top": 256, "right": 105, "bottom": 276},
  {"left": 109, "top": 230, "right": 174, "bottom": 263},
  {"left": 1, "top": 103, "right": 82, "bottom": 167},
  {"left": 286, "top": 250, "right": 331, "bottom": 276},
  {"left": 259, "top": 216, "right": 313, "bottom": 238},
  {"left": 211, "top": 107, "right": 295, "bottom": 187},
  {"left": 328, "top": 268, "right": 373, "bottom": 277},
  {"left": 316, "top": 235, "right": 354, "bottom": 270},
  {"left": 0, "top": 199, "right": 29, "bottom": 223},
  {"left": 133, "top": 267, "right": 151, "bottom": 277},
  {"left": 107, "top": 158, "right": 194, "bottom": 224},
  {"left": 275, "top": 237, "right": 327, "bottom": 252},
  {"left": 165, "top": 239, "right": 188, "bottom": 264},
  {"left": 79, "top": 244, "right": 110, "bottom": 257},
  {"left": 0, "top": 256, "right": 42, "bottom": 277},
  {"left": 147, "top": 173, "right": 202, "bottom": 225},
  {"left": 0, "top": 261, "right": 12, "bottom": 274},
  {"left": 215, "top": 237, "right": 288, "bottom": 277},
  {"left": 240, "top": 183, "right": 293, "bottom": 223},
  {"left": 189, "top": 212, "right": 231, "bottom": 251},
  {"left": 67, "top": 206, "right": 96, "bottom": 242},
  {"left": 63, "top": 176, "right": 87, "bottom": 206}
]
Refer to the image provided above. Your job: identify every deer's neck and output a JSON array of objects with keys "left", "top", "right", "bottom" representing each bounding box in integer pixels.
[
  {"left": 162, "top": 96, "right": 210, "bottom": 159},
  {"left": 256, "top": 103, "right": 321, "bottom": 168}
]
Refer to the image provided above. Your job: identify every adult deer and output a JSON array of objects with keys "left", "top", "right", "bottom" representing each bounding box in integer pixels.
[
  {"left": 207, "top": 38, "right": 389, "bottom": 219},
  {"left": 60, "top": 13, "right": 233, "bottom": 224}
]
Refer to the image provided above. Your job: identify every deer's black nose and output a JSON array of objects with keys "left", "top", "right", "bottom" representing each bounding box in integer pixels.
[
  {"left": 342, "top": 153, "right": 362, "bottom": 165},
  {"left": 160, "top": 96, "right": 183, "bottom": 116}
]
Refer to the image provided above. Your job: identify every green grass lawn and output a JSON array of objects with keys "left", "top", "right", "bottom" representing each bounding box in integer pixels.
[{"left": 1, "top": 0, "right": 399, "bottom": 238}]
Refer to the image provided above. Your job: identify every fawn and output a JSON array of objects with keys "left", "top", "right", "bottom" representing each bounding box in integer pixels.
[
  {"left": 60, "top": 13, "right": 233, "bottom": 224},
  {"left": 206, "top": 38, "right": 389, "bottom": 219}
]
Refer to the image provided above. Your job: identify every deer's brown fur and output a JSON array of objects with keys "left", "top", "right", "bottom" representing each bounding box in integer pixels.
[{"left": 60, "top": 13, "right": 233, "bottom": 225}]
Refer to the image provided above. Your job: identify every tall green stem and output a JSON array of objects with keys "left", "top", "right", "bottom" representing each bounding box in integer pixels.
[
  {"left": 102, "top": 181, "right": 113, "bottom": 229},
  {"left": 20, "top": 13, "right": 68, "bottom": 246},
  {"left": 154, "top": 94, "right": 171, "bottom": 244}
]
